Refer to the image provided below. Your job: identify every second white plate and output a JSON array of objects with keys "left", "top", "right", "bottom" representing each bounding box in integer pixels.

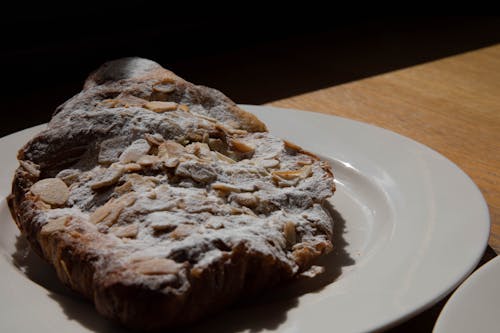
[{"left": 434, "top": 255, "right": 500, "bottom": 333}]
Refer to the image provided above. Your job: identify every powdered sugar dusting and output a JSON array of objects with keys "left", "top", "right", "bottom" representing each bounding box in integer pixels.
[{"left": 17, "top": 57, "right": 335, "bottom": 294}]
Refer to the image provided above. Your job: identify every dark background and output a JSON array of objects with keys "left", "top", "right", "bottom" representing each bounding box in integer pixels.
[{"left": 1, "top": 13, "right": 500, "bottom": 137}]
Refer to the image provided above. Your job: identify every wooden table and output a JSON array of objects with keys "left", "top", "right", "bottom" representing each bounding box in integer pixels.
[
  {"left": 268, "top": 44, "right": 500, "bottom": 331},
  {"left": 269, "top": 44, "right": 500, "bottom": 253}
]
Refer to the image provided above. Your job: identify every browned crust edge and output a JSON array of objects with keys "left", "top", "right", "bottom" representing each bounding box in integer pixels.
[{"left": 9, "top": 165, "right": 331, "bottom": 330}]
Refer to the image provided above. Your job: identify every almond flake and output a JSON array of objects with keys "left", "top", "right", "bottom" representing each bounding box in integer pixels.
[
  {"left": 211, "top": 182, "right": 241, "bottom": 193},
  {"left": 232, "top": 192, "right": 258, "bottom": 208},
  {"left": 284, "top": 140, "right": 303, "bottom": 151},
  {"left": 158, "top": 140, "right": 185, "bottom": 158},
  {"left": 90, "top": 164, "right": 124, "bottom": 190},
  {"left": 137, "top": 155, "right": 159, "bottom": 166},
  {"left": 40, "top": 216, "right": 70, "bottom": 236},
  {"left": 272, "top": 165, "right": 313, "bottom": 181},
  {"left": 122, "top": 163, "right": 143, "bottom": 172},
  {"left": 170, "top": 224, "right": 196, "bottom": 240},
  {"left": 259, "top": 158, "right": 280, "bottom": 169},
  {"left": 115, "top": 181, "right": 133, "bottom": 195},
  {"left": 215, "top": 123, "right": 247, "bottom": 135},
  {"left": 144, "top": 133, "right": 165, "bottom": 146},
  {"left": 152, "top": 79, "right": 176, "bottom": 94},
  {"left": 134, "top": 258, "right": 180, "bottom": 275},
  {"left": 111, "top": 224, "right": 139, "bottom": 238},
  {"left": 214, "top": 151, "right": 236, "bottom": 164},
  {"left": 31, "top": 178, "right": 69, "bottom": 206},
  {"left": 19, "top": 160, "right": 40, "bottom": 177},
  {"left": 119, "top": 139, "right": 151, "bottom": 163},
  {"left": 90, "top": 202, "right": 113, "bottom": 224},
  {"left": 91, "top": 193, "right": 136, "bottom": 226},
  {"left": 231, "top": 139, "right": 255, "bottom": 153},
  {"left": 144, "top": 101, "right": 178, "bottom": 113},
  {"left": 284, "top": 221, "right": 297, "bottom": 246}
]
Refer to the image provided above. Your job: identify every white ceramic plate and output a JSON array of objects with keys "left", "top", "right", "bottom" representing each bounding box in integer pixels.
[
  {"left": 0, "top": 105, "right": 490, "bottom": 333},
  {"left": 433, "top": 255, "right": 500, "bottom": 333}
]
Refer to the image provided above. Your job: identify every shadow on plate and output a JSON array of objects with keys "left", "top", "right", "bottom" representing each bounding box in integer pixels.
[{"left": 11, "top": 206, "right": 353, "bottom": 333}]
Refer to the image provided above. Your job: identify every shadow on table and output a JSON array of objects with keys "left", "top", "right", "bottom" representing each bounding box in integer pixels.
[{"left": 11, "top": 207, "right": 353, "bottom": 333}]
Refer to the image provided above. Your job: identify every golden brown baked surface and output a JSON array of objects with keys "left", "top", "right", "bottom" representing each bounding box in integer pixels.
[{"left": 8, "top": 58, "right": 335, "bottom": 330}]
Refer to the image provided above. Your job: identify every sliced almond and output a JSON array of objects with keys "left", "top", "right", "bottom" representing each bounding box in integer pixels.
[
  {"left": 122, "top": 95, "right": 148, "bottom": 108},
  {"left": 158, "top": 140, "right": 185, "bottom": 158},
  {"left": 297, "top": 158, "right": 313, "bottom": 166},
  {"left": 231, "top": 139, "right": 255, "bottom": 154},
  {"left": 170, "top": 224, "right": 196, "bottom": 240},
  {"left": 137, "top": 155, "right": 160, "bottom": 166},
  {"left": 19, "top": 160, "right": 40, "bottom": 177},
  {"left": 195, "top": 113, "right": 217, "bottom": 122},
  {"left": 144, "top": 101, "right": 179, "bottom": 113},
  {"left": 214, "top": 151, "right": 236, "bottom": 164},
  {"left": 178, "top": 104, "right": 190, "bottom": 112},
  {"left": 122, "top": 163, "right": 142, "bottom": 172},
  {"left": 90, "top": 193, "right": 136, "bottom": 226},
  {"left": 101, "top": 207, "right": 123, "bottom": 227},
  {"left": 89, "top": 201, "right": 113, "bottom": 224},
  {"left": 205, "top": 217, "right": 224, "bottom": 230},
  {"left": 232, "top": 192, "right": 258, "bottom": 208},
  {"left": 114, "top": 181, "right": 133, "bottom": 195},
  {"left": 31, "top": 178, "right": 69, "bottom": 206},
  {"left": 100, "top": 96, "right": 146, "bottom": 108},
  {"left": 152, "top": 79, "right": 176, "bottom": 94},
  {"left": 259, "top": 158, "right": 280, "bottom": 169},
  {"left": 35, "top": 200, "right": 51, "bottom": 211},
  {"left": 40, "top": 216, "right": 70, "bottom": 236},
  {"left": 163, "top": 157, "right": 180, "bottom": 168},
  {"left": 211, "top": 182, "right": 241, "bottom": 193},
  {"left": 125, "top": 174, "right": 158, "bottom": 192},
  {"left": 99, "top": 99, "right": 120, "bottom": 108},
  {"left": 91, "top": 164, "right": 124, "bottom": 190},
  {"left": 175, "top": 161, "right": 216, "bottom": 183},
  {"left": 117, "top": 192, "right": 137, "bottom": 207},
  {"left": 134, "top": 258, "right": 180, "bottom": 275},
  {"left": 284, "top": 221, "right": 297, "bottom": 246},
  {"left": 119, "top": 139, "right": 151, "bottom": 163},
  {"left": 186, "top": 142, "right": 212, "bottom": 160},
  {"left": 101, "top": 196, "right": 136, "bottom": 226},
  {"left": 284, "top": 140, "right": 303, "bottom": 151},
  {"left": 151, "top": 222, "right": 177, "bottom": 232},
  {"left": 272, "top": 165, "right": 312, "bottom": 181},
  {"left": 272, "top": 169, "right": 301, "bottom": 181},
  {"left": 215, "top": 123, "right": 248, "bottom": 135},
  {"left": 144, "top": 133, "right": 165, "bottom": 146},
  {"left": 239, "top": 206, "right": 257, "bottom": 216},
  {"left": 299, "top": 165, "right": 313, "bottom": 179},
  {"left": 56, "top": 169, "right": 80, "bottom": 186},
  {"left": 111, "top": 224, "right": 138, "bottom": 238}
]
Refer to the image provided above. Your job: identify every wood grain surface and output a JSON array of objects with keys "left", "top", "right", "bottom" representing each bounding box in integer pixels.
[{"left": 269, "top": 44, "right": 500, "bottom": 253}]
